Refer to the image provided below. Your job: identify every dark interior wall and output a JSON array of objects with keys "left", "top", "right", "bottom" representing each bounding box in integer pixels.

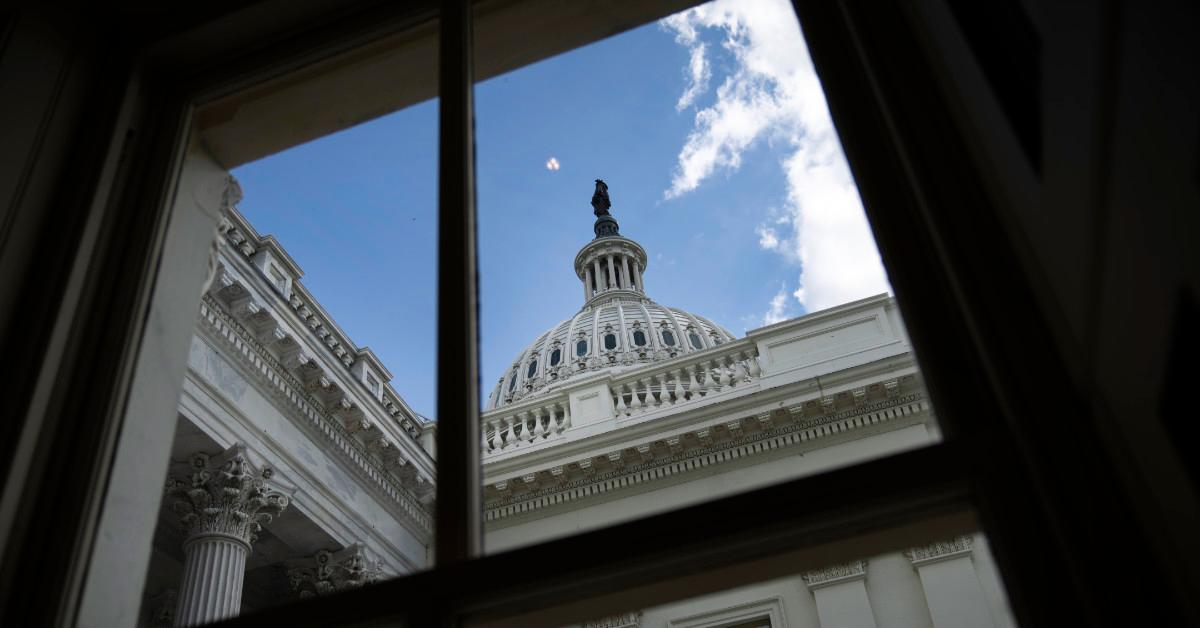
[{"left": 794, "top": 0, "right": 1199, "bottom": 623}]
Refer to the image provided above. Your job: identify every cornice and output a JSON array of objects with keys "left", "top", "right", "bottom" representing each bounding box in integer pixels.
[
  {"left": 218, "top": 206, "right": 426, "bottom": 438},
  {"left": 484, "top": 392, "right": 930, "bottom": 521},
  {"left": 197, "top": 296, "right": 433, "bottom": 537}
]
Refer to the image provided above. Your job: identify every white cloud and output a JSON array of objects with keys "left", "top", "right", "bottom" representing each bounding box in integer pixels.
[
  {"left": 756, "top": 225, "right": 780, "bottom": 251},
  {"left": 762, "top": 283, "right": 789, "bottom": 326},
  {"left": 545, "top": 156, "right": 561, "bottom": 171},
  {"left": 676, "top": 43, "right": 711, "bottom": 111},
  {"left": 661, "top": 0, "right": 891, "bottom": 312}
]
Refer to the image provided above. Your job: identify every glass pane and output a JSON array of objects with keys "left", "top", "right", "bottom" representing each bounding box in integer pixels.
[
  {"left": 474, "top": 528, "right": 1015, "bottom": 628},
  {"left": 134, "top": 65, "right": 440, "bottom": 625},
  {"left": 476, "top": 0, "right": 942, "bottom": 555}
]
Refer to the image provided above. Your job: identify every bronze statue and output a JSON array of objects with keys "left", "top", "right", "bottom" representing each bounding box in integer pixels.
[{"left": 591, "top": 179, "right": 611, "bottom": 216}]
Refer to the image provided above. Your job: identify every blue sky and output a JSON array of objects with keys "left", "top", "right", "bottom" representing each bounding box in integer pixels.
[{"left": 231, "top": 0, "right": 890, "bottom": 420}]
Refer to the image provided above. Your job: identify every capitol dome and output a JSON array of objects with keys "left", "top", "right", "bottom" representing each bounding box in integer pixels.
[{"left": 486, "top": 181, "right": 736, "bottom": 410}]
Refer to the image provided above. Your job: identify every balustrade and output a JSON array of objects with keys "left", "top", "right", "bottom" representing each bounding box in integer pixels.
[
  {"left": 484, "top": 398, "right": 571, "bottom": 456},
  {"left": 611, "top": 342, "right": 761, "bottom": 418},
  {"left": 480, "top": 342, "right": 761, "bottom": 458}
]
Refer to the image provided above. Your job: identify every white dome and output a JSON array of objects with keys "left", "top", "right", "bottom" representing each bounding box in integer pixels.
[
  {"left": 486, "top": 298, "right": 737, "bottom": 410},
  {"left": 487, "top": 181, "right": 736, "bottom": 410}
]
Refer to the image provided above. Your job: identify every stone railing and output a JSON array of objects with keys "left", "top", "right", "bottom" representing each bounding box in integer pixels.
[
  {"left": 482, "top": 340, "right": 761, "bottom": 459},
  {"left": 608, "top": 339, "right": 761, "bottom": 418},
  {"left": 482, "top": 393, "right": 572, "bottom": 457}
]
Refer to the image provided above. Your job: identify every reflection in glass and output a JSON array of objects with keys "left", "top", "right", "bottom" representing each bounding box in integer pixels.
[{"left": 564, "top": 532, "right": 1014, "bottom": 628}]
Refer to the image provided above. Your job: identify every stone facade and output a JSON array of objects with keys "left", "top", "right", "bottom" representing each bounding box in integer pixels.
[{"left": 139, "top": 182, "right": 1012, "bottom": 628}]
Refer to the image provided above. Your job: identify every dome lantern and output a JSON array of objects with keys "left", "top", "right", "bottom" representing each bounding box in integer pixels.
[{"left": 576, "top": 180, "right": 648, "bottom": 306}]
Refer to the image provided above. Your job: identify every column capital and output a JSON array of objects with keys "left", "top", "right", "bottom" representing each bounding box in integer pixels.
[
  {"left": 905, "top": 535, "right": 974, "bottom": 567},
  {"left": 286, "top": 544, "right": 384, "bottom": 597},
  {"left": 802, "top": 560, "right": 867, "bottom": 589},
  {"left": 584, "top": 611, "right": 641, "bottom": 628},
  {"left": 166, "top": 445, "right": 291, "bottom": 547}
]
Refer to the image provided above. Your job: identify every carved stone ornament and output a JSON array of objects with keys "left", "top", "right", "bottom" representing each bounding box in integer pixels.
[
  {"left": 905, "top": 535, "right": 974, "bottom": 566},
  {"left": 221, "top": 174, "right": 244, "bottom": 212},
  {"left": 584, "top": 611, "right": 641, "bottom": 628},
  {"left": 287, "top": 544, "right": 384, "bottom": 598},
  {"left": 802, "top": 560, "right": 867, "bottom": 589},
  {"left": 166, "top": 445, "right": 290, "bottom": 546}
]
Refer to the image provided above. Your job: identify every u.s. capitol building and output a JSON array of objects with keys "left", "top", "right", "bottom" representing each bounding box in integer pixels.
[{"left": 142, "top": 178, "right": 1013, "bottom": 628}]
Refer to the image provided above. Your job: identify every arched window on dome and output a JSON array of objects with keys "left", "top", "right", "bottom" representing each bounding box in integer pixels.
[
  {"left": 576, "top": 339, "right": 588, "bottom": 357},
  {"left": 662, "top": 330, "right": 676, "bottom": 347},
  {"left": 550, "top": 348, "right": 561, "bottom": 366},
  {"left": 604, "top": 333, "right": 617, "bottom": 350},
  {"left": 633, "top": 330, "right": 647, "bottom": 346},
  {"left": 689, "top": 332, "right": 703, "bottom": 350},
  {"left": 526, "top": 360, "right": 538, "bottom": 378},
  {"left": 507, "top": 370, "right": 518, "bottom": 393}
]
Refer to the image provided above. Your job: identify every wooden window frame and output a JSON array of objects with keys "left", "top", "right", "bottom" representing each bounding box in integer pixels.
[{"left": 0, "top": 1, "right": 1195, "bottom": 627}]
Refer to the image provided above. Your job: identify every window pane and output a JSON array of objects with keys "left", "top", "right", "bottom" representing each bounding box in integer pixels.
[
  {"left": 135, "top": 85, "right": 440, "bottom": 624},
  {"left": 537, "top": 530, "right": 1015, "bottom": 628},
  {"left": 476, "top": 0, "right": 943, "bottom": 557}
]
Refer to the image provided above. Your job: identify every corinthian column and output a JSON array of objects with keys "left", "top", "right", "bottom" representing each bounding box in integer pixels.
[{"left": 166, "top": 446, "right": 290, "bottom": 627}]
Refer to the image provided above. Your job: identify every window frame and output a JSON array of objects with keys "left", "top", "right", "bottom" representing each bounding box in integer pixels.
[{"left": 1, "top": 1, "right": 1195, "bottom": 627}]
